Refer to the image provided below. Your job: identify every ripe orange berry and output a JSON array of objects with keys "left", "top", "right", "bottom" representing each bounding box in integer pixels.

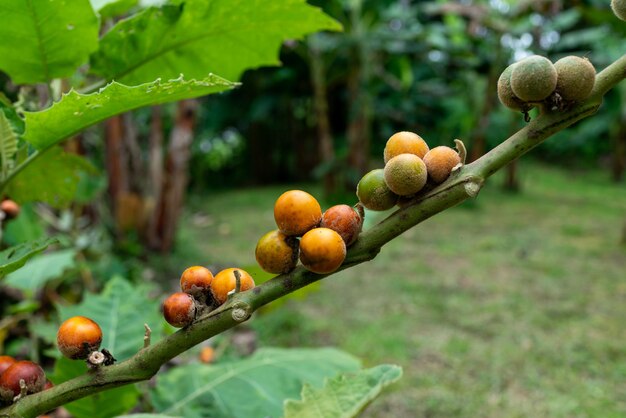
[
  {"left": 0, "top": 200, "right": 20, "bottom": 220},
  {"left": 0, "top": 356, "right": 17, "bottom": 376},
  {"left": 320, "top": 205, "right": 363, "bottom": 246},
  {"left": 163, "top": 292, "right": 196, "bottom": 328},
  {"left": 383, "top": 131, "right": 430, "bottom": 163},
  {"left": 356, "top": 169, "right": 398, "bottom": 211},
  {"left": 57, "top": 316, "right": 103, "bottom": 360},
  {"left": 211, "top": 268, "right": 255, "bottom": 305},
  {"left": 255, "top": 230, "right": 299, "bottom": 274},
  {"left": 299, "top": 228, "right": 346, "bottom": 274},
  {"left": 0, "top": 361, "right": 46, "bottom": 403},
  {"left": 274, "top": 190, "right": 322, "bottom": 236},
  {"left": 423, "top": 146, "right": 461, "bottom": 184},
  {"left": 180, "top": 266, "right": 214, "bottom": 295},
  {"left": 199, "top": 346, "right": 215, "bottom": 364}
]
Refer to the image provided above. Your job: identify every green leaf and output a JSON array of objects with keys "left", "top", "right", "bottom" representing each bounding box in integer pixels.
[
  {"left": 283, "top": 365, "right": 403, "bottom": 418},
  {"left": 2, "top": 204, "right": 45, "bottom": 245},
  {"left": 4, "top": 249, "right": 76, "bottom": 293},
  {"left": 0, "top": 113, "right": 18, "bottom": 180},
  {"left": 5, "top": 147, "right": 95, "bottom": 208},
  {"left": 90, "top": 0, "right": 342, "bottom": 84},
  {"left": 151, "top": 347, "right": 361, "bottom": 418},
  {"left": 0, "top": 93, "right": 25, "bottom": 135},
  {"left": 50, "top": 357, "right": 140, "bottom": 418},
  {"left": 0, "top": 0, "right": 99, "bottom": 84},
  {"left": 23, "top": 75, "right": 235, "bottom": 150},
  {"left": 57, "top": 276, "right": 163, "bottom": 361},
  {"left": 0, "top": 237, "right": 58, "bottom": 277}
]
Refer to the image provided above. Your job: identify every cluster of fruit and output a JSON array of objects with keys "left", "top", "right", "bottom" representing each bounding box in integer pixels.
[
  {"left": 0, "top": 356, "right": 49, "bottom": 405},
  {"left": 163, "top": 266, "right": 256, "bottom": 328},
  {"left": 255, "top": 191, "right": 364, "bottom": 275},
  {"left": 356, "top": 131, "right": 462, "bottom": 212},
  {"left": 612, "top": 0, "right": 626, "bottom": 21},
  {"left": 498, "top": 55, "right": 596, "bottom": 113}
]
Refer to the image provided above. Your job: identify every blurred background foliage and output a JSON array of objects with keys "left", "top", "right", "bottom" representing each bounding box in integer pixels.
[{"left": 1, "top": 0, "right": 625, "bottom": 416}]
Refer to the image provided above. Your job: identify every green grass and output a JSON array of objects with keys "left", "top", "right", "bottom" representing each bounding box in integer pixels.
[{"left": 178, "top": 162, "right": 626, "bottom": 417}]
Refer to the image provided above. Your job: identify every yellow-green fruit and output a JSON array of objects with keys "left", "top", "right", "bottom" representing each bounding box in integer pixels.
[
  {"left": 511, "top": 55, "right": 557, "bottom": 102},
  {"left": 383, "top": 131, "right": 429, "bottom": 163},
  {"left": 356, "top": 169, "right": 398, "bottom": 211},
  {"left": 423, "top": 146, "right": 461, "bottom": 184},
  {"left": 383, "top": 154, "right": 427, "bottom": 196},
  {"left": 612, "top": 0, "right": 626, "bottom": 21},
  {"left": 497, "top": 64, "right": 526, "bottom": 111},
  {"left": 554, "top": 56, "right": 596, "bottom": 102},
  {"left": 255, "top": 230, "right": 299, "bottom": 274}
]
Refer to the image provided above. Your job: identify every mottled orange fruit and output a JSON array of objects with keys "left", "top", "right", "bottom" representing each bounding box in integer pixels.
[
  {"left": 274, "top": 190, "right": 322, "bottom": 236},
  {"left": 211, "top": 268, "right": 256, "bottom": 305},
  {"left": 180, "top": 265, "right": 214, "bottom": 294},
  {"left": 0, "top": 361, "right": 46, "bottom": 403},
  {"left": 163, "top": 292, "right": 196, "bottom": 328},
  {"left": 423, "top": 146, "right": 461, "bottom": 184},
  {"left": 255, "top": 230, "right": 299, "bottom": 274},
  {"left": 383, "top": 131, "right": 429, "bottom": 163},
  {"left": 383, "top": 154, "right": 427, "bottom": 196},
  {"left": 299, "top": 228, "right": 346, "bottom": 274},
  {"left": 57, "top": 316, "right": 103, "bottom": 360},
  {"left": 320, "top": 205, "right": 363, "bottom": 246}
]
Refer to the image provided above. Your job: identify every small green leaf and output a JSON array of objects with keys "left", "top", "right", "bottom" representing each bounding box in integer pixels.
[
  {"left": 0, "top": 0, "right": 99, "bottom": 84},
  {"left": 57, "top": 276, "right": 163, "bottom": 361},
  {"left": 23, "top": 75, "right": 236, "bottom": 151},
  {"left": 50, "top": 357, "right": 140, "bottom": 418},
  {"left": 5, "top": 147, "right": 95, "bottom": 208},
  {"left": 5, "top": 249, "right": 77, "bottom": 293},
  {"left": 151, "top": 347, "right": 361, "bottom": 418},
  {"left": 0, "top": 237, "right": 58, "bottom": 277},
  {"left": 284, "top": 365, "right": 403, "bottom": 418},
  {"left": 0, "top": 113, "right": 18, "bottom": 180},
  {"left": 90, "top": 0, "right": 342, "bottom": 84},
  {"left": 0, "top": 93, "right": 25, "bottom": 135}
]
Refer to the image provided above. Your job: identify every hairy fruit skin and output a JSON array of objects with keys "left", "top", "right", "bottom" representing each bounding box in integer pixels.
[
  {"left": 511, "top": 55, "right": 557, "bottom": 102},
  {"left": 0, "top": 200, "right": 20, "bottom": 220},
  {"left": 423, "top": 146, "right": 462, "bottom": 184},
  {"left": 274, "top": 190, "right": 322, "bottom": 236},
  {"left": 211, "top": 268, "right": 255, "bottom": 305},
  {"left": 497, "top": 64, "right": 526, "bottom": 111},
  {"left": 57, "top": 316, "right": 103, "bottom": 360},
  {"left": 299, "top": 228, "right": 346, "bottom": 274},
  {"left": 554, "top": 56, "right": 596, "bottom": 102},
  {"left": 255, "top": 230, "right": 299, "bottom": 274},
  {"left": 163, "top": 292, "right": 196, "bottom": 328},
  {"left": 320, "top": 204, "right": 363, "bottom": 246},
  {"left": 0, "top": 356, "right": 17, "bottom": 377},
  {"left": 383, "top": 131, "right": 429, "bottom": 163},
  {"left": 383, "top": 154, "right": 428, "bottom": 196},
  {"left": 612, "top": 0, "right": 626, "bottom": 21},
  {"left": 357, "top": 169, "right": 398, "bottom": 211},
  {"left": 180, "top": 266, "right": 214, "bottom": 295},
  {"left": 0, "top": 361, "right": 46, "bottom": 403}
]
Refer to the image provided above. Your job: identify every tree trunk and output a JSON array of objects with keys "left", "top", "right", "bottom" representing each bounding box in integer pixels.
[
  {"left": 469, "top": 55, "right": 502, "bottom": 162},
  {"left": 145, "top": 106, "right": 165, "bottom": 249},
  {"left": 309, "top": 39, "right": 336, "bottom": 196},
  {"left": 156, "top": 100, "right": 198, "bottom": 252},
  {"left": 105, "top": 116, "right": 129, "bottom": 226}
]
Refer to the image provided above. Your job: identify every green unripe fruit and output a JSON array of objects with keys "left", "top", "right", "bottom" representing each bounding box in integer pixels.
[
  {"left": 383, "top": 154, "right": 428, "bottom": 196},
  {"left": 497, "top": 64, "right": 526, "bottom": 111},
  {"left": 612, "top": 0, "right": 626, "bottom": 21},
  {"left": 510, "top": 55, "right": 557, "bottom": 102},
  {"left": 554, "top": 56, "right": 596, "bottom": 102},
  {"left": 356, "top": 169, "right": 398, "bottom": 211}
]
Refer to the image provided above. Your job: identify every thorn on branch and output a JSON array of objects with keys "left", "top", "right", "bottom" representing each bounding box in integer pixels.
[
  {"left": 144, "top": 323, "right": 152, "bottom": 348},
  {"left": 228, "top": 270, "right": 242, "bottom": 300},
  {"left": 13, "top": 379, "right": 27, "bottom": 402}
]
